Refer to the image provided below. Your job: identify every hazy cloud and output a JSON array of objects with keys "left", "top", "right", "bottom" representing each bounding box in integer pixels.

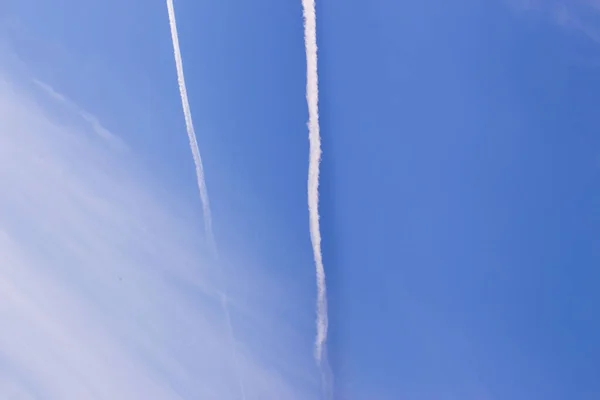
[{"left": 0, "top": 66, "right": 317, "bottom": 399}]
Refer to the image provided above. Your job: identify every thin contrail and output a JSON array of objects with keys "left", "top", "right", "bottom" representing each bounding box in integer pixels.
[
  {"left": 166, "top": 1, "right": 246, "bottom": 399},
  {"left": 165, "top": 0, "right": 214, "bottom": 251},
  {"left": 301, "top": 0, "right": 329, "bottom": 377}
]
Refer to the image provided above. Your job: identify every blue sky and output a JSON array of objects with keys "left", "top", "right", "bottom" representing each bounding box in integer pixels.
[{"left": 2, "top": 0, "right": 600, "bottom": 399}]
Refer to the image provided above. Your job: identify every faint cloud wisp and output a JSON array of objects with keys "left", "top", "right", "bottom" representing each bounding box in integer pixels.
[{"left": 508, "top": 0, "right": 600, "bottom": 43}]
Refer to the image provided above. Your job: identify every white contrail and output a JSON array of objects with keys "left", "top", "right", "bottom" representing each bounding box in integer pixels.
[
  {"left": 166, "top": 1, "right": 246, "bottom": 399},
  {"left": 301, "top": 0, "right": 329, "bottom": 370},
  {"left": 165, "top": 0, "right": 214, "bottom": 251}
]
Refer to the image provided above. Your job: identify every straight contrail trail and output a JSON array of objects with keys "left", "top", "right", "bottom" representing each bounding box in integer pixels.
[
  {"left": 166, "top": 1, "right": 246, "bottom": 399},
  {"left": 301, "top": 0, "right": 329, "bottom": 375},
  {"left": 165, "top": 0, "right": 215, "bottom": 251}
]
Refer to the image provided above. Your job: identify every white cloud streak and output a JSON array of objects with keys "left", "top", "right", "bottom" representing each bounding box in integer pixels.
[
  {"left": 301, "top": 0, "right": 331, "bottom": 388},
  {"left": 31, "top": 78, "right": 126, "bottom": 151},
  {"left": 165, "top": 1, "right": 246, "bottom": 398},
  {"left": 165, "top": 0, "right": 215, "bottom": 252}
]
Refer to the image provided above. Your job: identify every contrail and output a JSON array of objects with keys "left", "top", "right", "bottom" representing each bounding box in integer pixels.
[
  {"left": 301, "top": 0, "right": 330, "bottom": 378},
  {"left": 166, "top": 1, "right": 246, "bottom": 399},
  {"left": 165, "top": 0, "right": 214, "bottom": 251}
]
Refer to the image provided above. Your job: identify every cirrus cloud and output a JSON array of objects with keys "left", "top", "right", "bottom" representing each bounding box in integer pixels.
[{"left": 0, "top": 60, "right": 317, "bottom": 400}]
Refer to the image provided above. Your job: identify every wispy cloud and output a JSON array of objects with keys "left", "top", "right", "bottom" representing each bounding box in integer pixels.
[
  {"left": 301, "top": 0, "right": 332, "bottom": 394},
  {"left": 0, "top": 67, "right": 316, "bottom": 399},
  {"left": 165, "top": 1, "right": 246, "bottom": 398},
  {"left": 32, "top": 79, "right": 126, "bottom": 151},
  {"left": 508, "top": 0, "right": 600, "bottom": 43}
]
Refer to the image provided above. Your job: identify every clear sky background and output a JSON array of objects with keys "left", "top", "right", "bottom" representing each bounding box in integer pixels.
[{"left": 2, "top": 0, "right": 600, "bottom": 399}]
